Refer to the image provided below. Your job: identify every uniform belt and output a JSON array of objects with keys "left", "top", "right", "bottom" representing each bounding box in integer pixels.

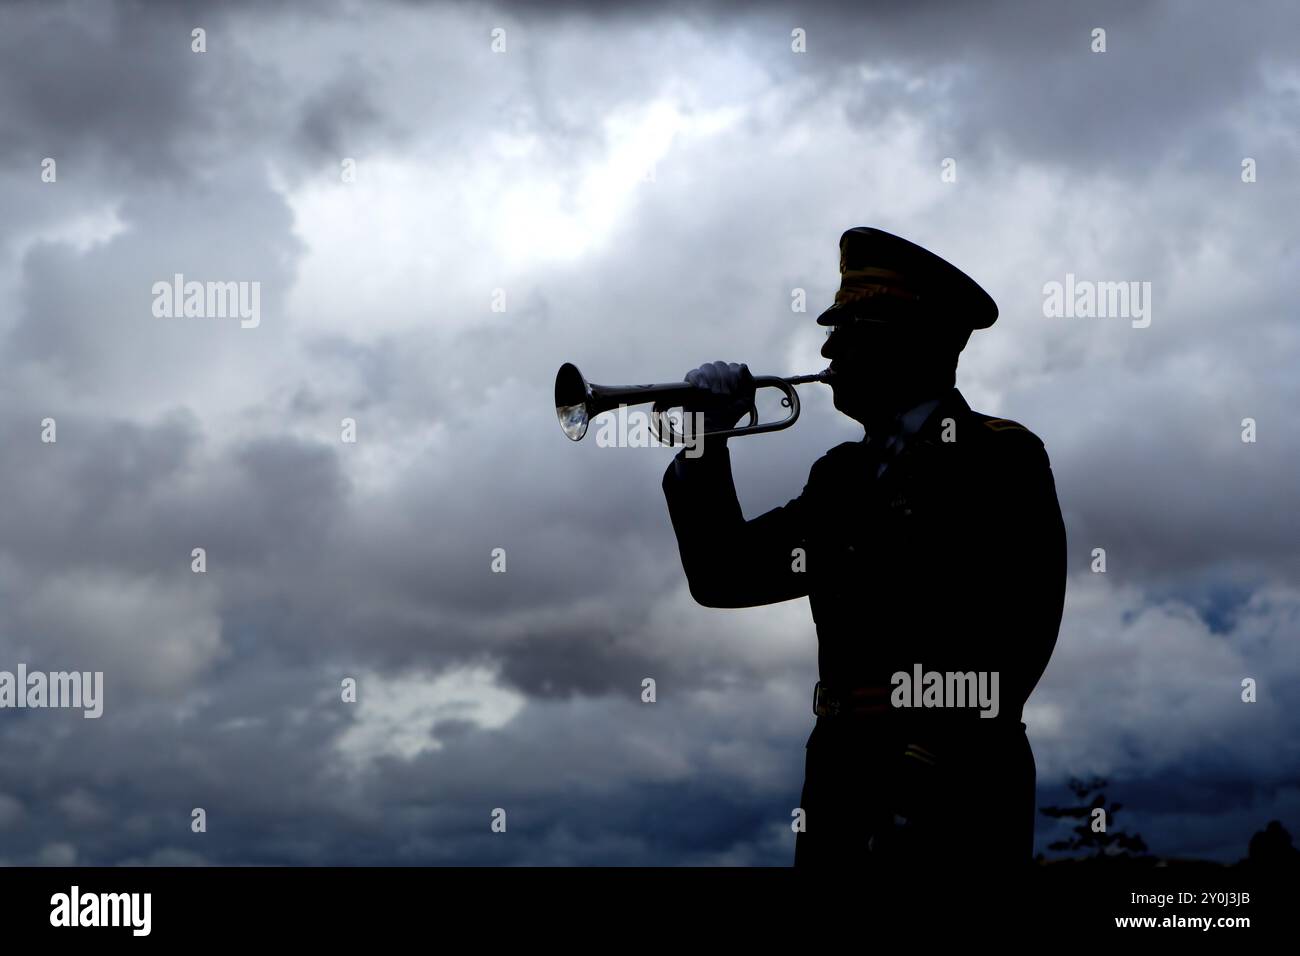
[
  {"left": 812, "top": 680, "right": 892, "bottom": 718},
  {"left": 812, "top": 682, "right": 941, "bottom": 772}
]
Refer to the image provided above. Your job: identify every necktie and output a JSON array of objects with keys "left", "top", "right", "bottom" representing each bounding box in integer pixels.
[{"left": 860, "top": 432, "right": 889, "bottom": 481}]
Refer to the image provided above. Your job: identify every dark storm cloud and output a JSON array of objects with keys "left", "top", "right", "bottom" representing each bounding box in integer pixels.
[
  {"left": 0, "top": 0, "right": 269, "bottom": 180},
  {"left": 497, "top": 0, "right": 1300, "bottom": 172},
  {"left": 295, "top": 75, "right": 386, "bottom": 160},
  {"left": 0, "top": 0, "right": 1297, "bottom": 867},
  {"left": 804, "top": 0, "right": 1297, "bottom": 169}
]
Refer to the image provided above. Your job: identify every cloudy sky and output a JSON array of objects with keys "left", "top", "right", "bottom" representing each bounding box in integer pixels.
[{"left": 0, "top": 0, "right": 1297, "bottom": 865}]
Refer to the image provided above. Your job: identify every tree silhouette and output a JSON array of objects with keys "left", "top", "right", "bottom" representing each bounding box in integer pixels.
[
  {"left": 1244, "top": 820, "right": 1300, "bottom": 867},
  {"left": 1039, "top": 776, "right": 1148, "bottom": 860}
]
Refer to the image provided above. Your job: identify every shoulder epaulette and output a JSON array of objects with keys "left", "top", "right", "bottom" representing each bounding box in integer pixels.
[
  {"left": 982, "top": 418, "right": 1029, "bottom": 433},
  {"left": 968, "top": 414, "right": 1046, "bottom": 451}
]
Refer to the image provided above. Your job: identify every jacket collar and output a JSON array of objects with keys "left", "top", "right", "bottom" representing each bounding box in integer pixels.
[
  {"left": 866, "top": 387, "right": 968, "bottom": 444},
  {"left": 873, "top": 387, "right": 969, "bottom": 487},
  {"left": 920, "top": 387, "right": 970, "bottom": 438}
]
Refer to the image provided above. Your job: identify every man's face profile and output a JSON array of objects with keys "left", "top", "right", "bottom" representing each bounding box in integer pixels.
[{"left": 820, "top": 309, "right": 946, "bottom": 423}]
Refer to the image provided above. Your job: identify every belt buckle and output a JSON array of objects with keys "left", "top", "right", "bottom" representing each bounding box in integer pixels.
[{"left": 812, "top": 681, "right": 840, "bottom": 718}]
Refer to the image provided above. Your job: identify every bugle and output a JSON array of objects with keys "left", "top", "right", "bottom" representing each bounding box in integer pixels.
[{"left": 554, "top": 362, "right": 831, "bottom": 443}]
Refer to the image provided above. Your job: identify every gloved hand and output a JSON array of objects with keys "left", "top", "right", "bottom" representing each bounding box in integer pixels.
[{"left": 682, "top": 360, "right": 756, "bottom": 435}]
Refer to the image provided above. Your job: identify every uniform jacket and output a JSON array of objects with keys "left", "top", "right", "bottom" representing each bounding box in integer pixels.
[{"left": 662, "top": 387, "right": 1067, "bottom": 863}]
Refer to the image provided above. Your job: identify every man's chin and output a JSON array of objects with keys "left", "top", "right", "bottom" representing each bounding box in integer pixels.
[
  {"left": 830, "top": 384, "right": 870, "bottom": 420},
  {"left": 831, "top": 381, "right": 896, "bottom": 424}
]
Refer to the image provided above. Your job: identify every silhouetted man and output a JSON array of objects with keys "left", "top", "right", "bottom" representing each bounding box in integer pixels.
[{"left": 662, "top": 227, "right": 1066, "bottom": 869}]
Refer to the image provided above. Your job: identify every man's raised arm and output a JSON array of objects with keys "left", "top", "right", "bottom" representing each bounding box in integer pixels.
[{"left": 662, "top": 445, "right": 812, "bottom": 609}]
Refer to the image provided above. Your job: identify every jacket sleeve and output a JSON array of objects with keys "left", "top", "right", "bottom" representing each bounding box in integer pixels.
[
  {"left": 661, "top": 446, "right": 813, "bottom": 608},
  {"left": 969, "top": 430, "right": 1068, "bottom": 711}
]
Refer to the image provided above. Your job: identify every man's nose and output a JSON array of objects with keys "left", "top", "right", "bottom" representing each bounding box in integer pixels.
[{"left": 820, "top": 329, "right": 839, "bottom": 360}]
